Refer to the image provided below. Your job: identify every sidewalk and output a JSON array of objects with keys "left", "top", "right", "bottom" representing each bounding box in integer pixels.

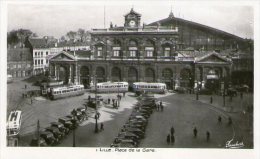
[{"left": 183, "top": 93, "right": 253, "bottom": 113}]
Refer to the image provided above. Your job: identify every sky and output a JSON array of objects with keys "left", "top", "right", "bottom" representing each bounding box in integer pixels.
[{"left": 7, "top": 2, "right": 254, "bottom": 39}]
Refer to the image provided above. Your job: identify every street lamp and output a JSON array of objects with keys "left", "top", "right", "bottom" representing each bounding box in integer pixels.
[
  {"left": 94, "top": 75, "right": 99, "bottom": 133},
  {"left": 223, "top": 77, "right": 226, "bottom": 107},
  {"left": 71, "top": 109, "right": 77, "bottom": 147},
  {"left": 117, "top": 80, "right": 120, "bottom": 108}
]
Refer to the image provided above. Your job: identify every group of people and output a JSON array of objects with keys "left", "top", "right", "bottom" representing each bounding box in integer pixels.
[
  {"left": 156, "top": 101, "right": 164, "bottom": 111},
  {"left": 218, "top": 116, "right": 233, "bottom": 125},
  {"left": 193, "top": 127, "right": 211, "bottom": 142}
]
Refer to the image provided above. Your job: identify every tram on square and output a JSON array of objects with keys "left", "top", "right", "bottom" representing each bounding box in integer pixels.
[
  {"left": 132, "top": 82, "right": 167, "bottom": 94},
  {"left": 50, "top": 84, "right": 85, "bottom": 100},
  {"left": 91, "top": 81, "right": 129, "bottom": 93}
]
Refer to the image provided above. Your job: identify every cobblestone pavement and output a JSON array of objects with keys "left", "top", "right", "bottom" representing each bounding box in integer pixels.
[
  {"left": 139, "top": 93, "right": 253, "bottom": 148},
  {"left": 7, "top": 80, "right": 253, "bottom": 148}
]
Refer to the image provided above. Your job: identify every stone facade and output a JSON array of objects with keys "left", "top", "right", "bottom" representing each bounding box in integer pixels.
[{"left": 49, "top": 9, "right": 239, "bottom": 91}]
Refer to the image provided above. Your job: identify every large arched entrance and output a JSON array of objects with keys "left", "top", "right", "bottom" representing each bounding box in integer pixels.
[
  {"left": 80, "top": 66, "right": 90, "bottom": 88},
  {"left": 144, "top": 68, "right": 155, "bottom": 82},
  {"left": 128, "top": 67, "right": 138, "bottom": 83},
  {"left": 162, "top": 68, "right": 173, "bottom": 89},
  {"left": 180, "top": 68, "right": 192, "bottom": 88},
  {"left": 111, "top": 67, "right": 121, "bottom": 82},
  {"left": 96, "top": 67, "right": 106, "bottom": 83},
  {"left": 205, "top": 69, "right": 220, "bottom": 92},
  {"left": 59, "top": 66, "right": 68, "bottom": 84}
]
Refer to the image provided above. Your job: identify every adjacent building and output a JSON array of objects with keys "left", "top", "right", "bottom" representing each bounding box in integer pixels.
[
  {"left": 7, "top": 48, "right": 33, "bottom": 78},
  {"left": 26, "top": 37, "right": 90, "bottom": 75}
]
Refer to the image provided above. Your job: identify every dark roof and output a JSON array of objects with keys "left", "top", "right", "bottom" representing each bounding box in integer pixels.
[
  {"left": 29, "top": 38, "right": 89, "bottom": 48},
  {"left": 7, "top": 48, "right": 32, "bottom": 62},
  {"left": 67, "top": 50, "right": 91, "bottom": 58},
  {"left": 28, "top": 38, "right": 52, "bottom": 48},
  {"left": 149, "top": 16, "right": 245, "bottom": 41}
]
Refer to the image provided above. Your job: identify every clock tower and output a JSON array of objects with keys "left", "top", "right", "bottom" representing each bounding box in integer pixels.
[{"left": 124, "top": 8, "right": 141, "bottom": 28}]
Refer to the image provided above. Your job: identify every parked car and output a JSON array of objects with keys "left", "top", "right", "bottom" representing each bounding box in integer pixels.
[
  {"left": 65, "top": 115, "right": 79, "bottom": 126},
  {"left": 45, "top": 126, "right": 64, "bottom": 140},
  {"left": 51, "top": 122, "right": 70, "bottom": 134},
  {"left": 123, "top": 127, "right": 145, "bottom": 138},
  {"left": 30, "top": 137, "right": 47, "bottom": 147},
  {"left": 58, "top": 117, "right": 74, "bottom": 130},
  {"left": 227, "top": 88, "right": 238, "bottom": 97},
  {"left": 40, "top": 131, "right": 57, "bottom": 146},
  {"left": 111, "top": 138, "right": 137, "bottom": 148}
]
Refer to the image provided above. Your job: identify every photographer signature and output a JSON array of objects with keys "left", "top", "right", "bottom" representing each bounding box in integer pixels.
[{"left": 226, "top": 139, "right": 244, "bottom": 148}]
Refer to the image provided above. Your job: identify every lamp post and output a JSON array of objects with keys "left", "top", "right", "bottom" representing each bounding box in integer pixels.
[
  {"left": 117, "top": 80, "right": 120, "bottom": 108},
  {"left": 94, "top": 75, "right": 98, "bottom": 133},
  {"left": 223, "top": 77, "right": 226, "bottom": 107},
  {"left": 72, "top": 109, "right": 77, "bottom": 147}
]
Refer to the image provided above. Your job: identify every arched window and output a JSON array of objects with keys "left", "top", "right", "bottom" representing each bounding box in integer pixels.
[{"left": 129, "top": 40, "right": 138, "bottom": 57}]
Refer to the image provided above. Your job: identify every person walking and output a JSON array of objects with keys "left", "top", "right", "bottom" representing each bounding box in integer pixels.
[
  {"left": 108, "top": 98, "right": 110, "bottom": 104},
  {"left": 193, "top": 127, "right": 198, "bottom": 138},
  {"left": 170, "top": 126, "right": 175, "bottom": 136},
  {"left": 160, "top": 104, "right": 164, "bottom": 111},
  {"left": 100, "top": 123, "right": 104, "bottom": 131},
  {"left": 171, "top": 134, "right": 175, "bottom": 144},
  {"left": 167, "top": 134, "right": 170, "bottom": 144},
  {"left": 206, "top": 131, "right": 210, "bottom": 142},
  {"left": 218, "top": 116, "right": 222, "bottom": 123},
  {"left": 228, "top": 117, "right": 232, "bottom": 125}
]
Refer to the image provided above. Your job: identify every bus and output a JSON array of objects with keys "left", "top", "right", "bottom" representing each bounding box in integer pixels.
[
  {"left": 7, "top": 75, "right": 13, "bottom": 84},
  {"left": 50, "top": 84, "right": 85, "bottom": 100},
  {"left": 91, "top": 81, "right": 129, "bottom": 93},
  {"left": 132, "top": 82, "right": 167, "bottom": 94},
  {"left": 7, "top": 110, "right": 22, "bottom": 137}
]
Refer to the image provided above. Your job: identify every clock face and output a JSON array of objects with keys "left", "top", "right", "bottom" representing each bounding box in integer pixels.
[{"left": 129, "top": 20, "right": 136, "bottom": 27}]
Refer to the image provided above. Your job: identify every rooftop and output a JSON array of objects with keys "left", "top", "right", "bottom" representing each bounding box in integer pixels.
[{"left": 7, "top": 48, "right": 32, "bottom": 62}]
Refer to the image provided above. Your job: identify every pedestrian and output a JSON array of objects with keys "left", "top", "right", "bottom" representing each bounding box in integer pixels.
[
  {"left": 218, "top": 116, "right": 222, "bottom": 123},
  {"left": 170, "top": 134, "right": 175, "bottom": 144},
  {"left": 157, "top": 104, "right": 160, "bottom": 111},
  {"left": 25, "top": 84, "right": 27, "bottom": 89},
  {"left": 88, "top": 95, "right": 91, "bottom": 101},
  {"left": 193, "top": 127, "right": 197, "bottom": 138},
  {"left": 210, "top": 96, "right": 213, "bottom": 104},
  {"left": 112, "top": 99, "right": 115, "bottom": 105},
  {"left": 228, "top": 117, "right": 232, "bottom": 125},
  {"left": 108, "top": 98, "right": 110, "bottom": 104},
  {"left": 206, "top": 131, "right": 210, "bottom": 142},
  {"left": 240, "top": 92, "right": 243, "bottom": 99},
  {"left": 123, "top": 92, "right": 125, "bottom": 97},
  {"left": 31, "top": 98, "right": 33, "bottom": 104},
  {"left": 160, "top": 104, "right": 164, "bottom": 111},
  {"left": 100, "top": 123, "right": 104, "bottom": 131},
  {"left": 170, "top": 126, "right": 175, "bottom": 136},
  {"left": 167, "top": 134, "right": 170, "bottom": 144}
]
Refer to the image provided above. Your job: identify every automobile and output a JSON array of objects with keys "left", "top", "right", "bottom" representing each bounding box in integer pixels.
[
  {"left": 111, "top": 138, "right": 138, "bottom": 148},
  {"left": 71, "top": 109, "right": 84, "bottom": 121},
  {"left": 58, "top": 117, "right": 74, "bottom": 130},
  {"left": 227, "top": 88, "right": 238, "bottom": 97},
  {"left": 45, "top": 126, "right": 64, "bottom": 140},
  {"left": 118, "top": 132, "right": 141, "bottom": 144},
  {"left": 40, "top": 131, "right": 57, "bottom": 146},
  {"left": 30, "top": 137, "right": 47, "bottom": 147},
  {"left": 51, "top": 122, "right": 70, "bottom": 134},
  {"left": 123, "top": 123, "right": 145, "bottom": 131},
  {"left": 65, "top": 115, "right": 80, "bottom": 126},
  {"left": 123, "top": 127, "right": 145, "bottom": 138},
  {"left": 131, "top": 111, "right": 149, "bottom": 119}
]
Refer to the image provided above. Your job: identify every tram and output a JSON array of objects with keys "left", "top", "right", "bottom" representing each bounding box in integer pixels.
[
  {"left": 132, "top": 82, "right": 167, "bottom": 94},
  {"left": 50, "top": 84, "right": 85, "bottom": 100},
  {"left": 91, "top": 81, "right": 129, "bottom": 93},
  {"left": 7, "top": 110, "right": 22, "bottom": 137}
]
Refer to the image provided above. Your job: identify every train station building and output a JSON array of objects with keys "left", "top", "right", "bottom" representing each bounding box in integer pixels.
[{"left": 49, "top": 8, "right": 253, "bottom": 91}]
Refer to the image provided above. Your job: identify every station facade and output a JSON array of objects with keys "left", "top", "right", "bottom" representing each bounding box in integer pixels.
[{"left": 49, "top": 9, "right": 251, "bottom": 91}]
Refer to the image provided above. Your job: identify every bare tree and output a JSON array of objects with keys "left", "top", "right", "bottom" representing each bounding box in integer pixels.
[
  {"left": 66, "top": 31, "right": 77, "bottom": 41},
  {"left": 77, "top": 28, "right": 86, "bottom": 42}
]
